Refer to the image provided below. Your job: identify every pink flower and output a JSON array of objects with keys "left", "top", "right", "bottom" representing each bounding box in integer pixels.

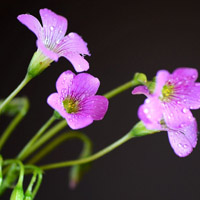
[
  {"left": 132, "top": 68, "right": 200, "bottom": 157},
  {"left": 18, "top": 8, "right": 90, "bottom": 72},
  {"left": 47, "top": 70, "right": 109, "bottom": 129}
]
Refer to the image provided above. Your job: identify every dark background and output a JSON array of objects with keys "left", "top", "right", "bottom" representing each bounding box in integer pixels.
[{"left": 1, "top": 0, "right": 200, "bottom": 199}]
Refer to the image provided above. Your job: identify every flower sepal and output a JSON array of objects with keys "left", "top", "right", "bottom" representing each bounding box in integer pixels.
[
  {"left": 27, "top": 50, "right": 52, "bottom": 78},
  {"left": 129, "top": 121, "right": 159, "bottom": 138}
]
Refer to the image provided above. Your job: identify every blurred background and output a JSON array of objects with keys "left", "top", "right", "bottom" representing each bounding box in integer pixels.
[{"left": 1, "top": 0, "right": 200, "bottom": 199}]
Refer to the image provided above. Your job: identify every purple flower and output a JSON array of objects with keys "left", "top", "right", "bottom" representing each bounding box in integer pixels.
[
  {"left": 132, "top": 68, "right": 200, "bottom": 157},
  {"left": 18, "top": 8, "right": 90, "bottom": 72},
  {"left": 47, "top": 70, "right": 109, "bottom": 129}
]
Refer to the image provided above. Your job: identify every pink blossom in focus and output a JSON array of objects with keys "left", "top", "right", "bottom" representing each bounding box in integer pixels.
[
  {"left": 47, "top": 70, "right": 109, "bottom": 129},
  {"left": 132, "top": 68, "right": 200, "bottom": 157},
  {"left": 18, "top": 8, "right": 90, "bottom": 72}
]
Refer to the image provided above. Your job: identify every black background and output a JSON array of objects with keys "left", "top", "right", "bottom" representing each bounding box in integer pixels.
[{"left": 1, "top": 1, "right": 200, "bottom": 199}]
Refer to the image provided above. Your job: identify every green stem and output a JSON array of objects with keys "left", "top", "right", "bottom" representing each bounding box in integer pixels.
[
  {"left": 103, "top": 79, "right": 138, "bottom": 99},
  {"left": 20, "top": 119, "right": 67, "bottom": 161},
  {"left": 17, "top": 115, "right": 56, "bottom": 161},
  {"left": 28, "top": 131, "right": 91, "bottom": 164},
  {"left": 39, "top": 121, "right": 158, "bottom": 171},
  {"left": 0, "top": 111, "right": 27, "bottom": 152},
  {"left": 40, "top": 131, "right": 133, "bottom": 171},
  {"left": 0, "top": 74, "right": 32, "bottom": 114}
]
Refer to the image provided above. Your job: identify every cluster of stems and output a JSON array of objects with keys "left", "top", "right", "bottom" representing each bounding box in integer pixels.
[{"left": 0, "top": 69, "right": 157, "bottom": 199}]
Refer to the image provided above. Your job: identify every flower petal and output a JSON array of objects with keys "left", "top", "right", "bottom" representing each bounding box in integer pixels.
[
  {"left": 179, "top": 118, "right": 198, "bottom": 148},
  {"left": 17, "top": 14, "right": 42, "bottom": 38},
  {"left": 162, "top": 102, "right": 194, "bottom": 129},
  {"left": 80, "top": 95, "right": 109, "bottom": 120},
  {"left": 154, "top": 70, "right": 170, "bottom": 96},
  {"left": 63, "top": 53, "right": 89, "bottom": 72},
  {"left": 56, "top": 70, "right": 75, "bottom": 96},
  {"left": 172, "top": 67, "right": 198, "bottom": 83},
  {"left": 70, "top": 73, "right": 100, "bottom": 99},
  {"left": 60, "top": 32, "right": 90, "bottom": 56},
  {"left": 47, "top": 93, "right": 67, "bottom": 118},
  {"left": 132, "top": 86, "right": 150, "bottom": 97},
  {"left": 173, "top": 82, "right": 200, "bottom": 109},
  {"left": 66, "top": 113, "right": 93, "bottom": 129},
  {"left": 36, "top": 40, "right": 59, "bottom": 61},
  {"left": 138, "top": 96, "right": 163, "bottom": 130},
  {"left": 168, "top": 128, "right": 193, "bottom": 157},
  {"left": 39, "top": 8, "right": 68, "bottom": 44}
]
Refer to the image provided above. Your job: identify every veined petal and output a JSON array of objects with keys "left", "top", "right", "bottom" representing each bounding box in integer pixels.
[
  {"left": 66, "top": 113, "right": 93, "bottom": 130},
  {"left": 63, "top": 53, "right": 89, "bottom": 72},
  {"left": 37, "top": 40, "right": 59, "bottom": 61},
  {"left": 56, "top": 70, "right": 75, "bottom": 96},
  {"left": 39, "top": 8, "right": 68, "bottom": 46},
  {"left": 172, "top": 67, "right": 198, "bottom": 83},
  {"left": 132, "top": 86, "right": 150, "bottom": 97},
  {"left": 59, "top": 33, "right": 90, "bottom": 56},
  {"left": 179, "top": 118, "right": 198, "bottom": 148},
  {"left": 168, "top": 127, "right": 194, "bottom": 157},
  {"left": 17, "top": 14, "right": 42, "bottom": 38},
  {"left": 162, "top": 102, "right": 194, "bottom": 129},
  {"left": 70, "top": 73, "right": 100, "bottom": 99},
  {"left": 80, "top": 95, "right": 109, "bottom": 120},
  {"left": 138, "top": 97, "right": 163, "bottom": 130},
  {"left": 154, "top": 70, "right": 170, "bottom": 96},
  {"left": 47, "top": 93, "right": 67, "bottom": 118},
  {"left": 173, "top": 82, "right": 200, "bottom": 109}
]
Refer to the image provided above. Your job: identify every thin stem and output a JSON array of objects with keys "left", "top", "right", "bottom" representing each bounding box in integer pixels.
[
  {"left": 0, "top": 74, "right": 32, "bottom": 114},
  {"left": 0, "top": 112, "right": 26, "bottom": 151},
  {"left": 40, "top": 131, "right": 133, "bottom": 171},
  {"left": 20, "top": 119, "right": 67, "bottom": 161},
  {"left": 17, "top": 115, "right": 56, "bottom": 160},
  {"left": 28, "top": 131, "right": 92, "bottom": 164},
  {"left": 103, "top": 79, "right": 138, "bottom": 99}
]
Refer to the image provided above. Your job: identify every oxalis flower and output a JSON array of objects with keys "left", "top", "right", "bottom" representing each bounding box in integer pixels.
[
  {"left": 132, "top": 68, "right": 200, "bottom": 157},
  {"left": 18, "top": 8, "right": 90, "bottom": 75},
  {"left": 47, "top": 70, "right": 109, "bottom": 129}
]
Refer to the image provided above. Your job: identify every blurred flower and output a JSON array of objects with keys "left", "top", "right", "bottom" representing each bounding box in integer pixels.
[
  {"left": 47, "top": 70, "right": 108, "bottom": 129},
  {"left": 18, "top": 8, "right": 90, "bottom": 72},
  {"left": 132, "top": 68, "right": 200, "bottom": 157}
]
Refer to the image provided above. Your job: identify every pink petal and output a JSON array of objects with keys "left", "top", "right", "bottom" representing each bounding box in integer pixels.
[
  {"left": 17, "top": 14, "right": 42, "bottom": 38},
  {"left": 56, "top": 70, "right": 75, "bottom": 96},
  {"left": 70, "top": 73, "right": 100, "bottom": 99},
  {"left": 138, "top": 96, "right": 163, "bottom": 130},
  {"left": 179, "top": 118, "right": 198, "bottom": 148},
  {"left": 154, "top": 70, "right": 170, "bottom": 96},
  {"left": 63, "top": 53, "right": 89, "bottom": 72},
  {"left": 39, "top": 8, "right": 68, "bottom": 44},
  {"left": 60, "top": 32, "right": 90, "bottom": 56},
  {"left": 80, "top": 95, "right": 109, "bottom": 120},
  {"left": 36, "top": 40, "right": 59, "bottom": 61},
  {"left": 172, "top": 67, "right": 198, "bottom": 83},
  {"left": 168, "top": 128, "right": 193, "bottom": 157},
  {"left": 132, "top": 86, "right": 150, "bottom": 97},
  {"left": 173, "top": 82, "right": 200, "bottom": 109},
  {"left": 162, "top": 102, "right": 194, "bottom": 130},
  {"left": 47, "top": 93, "right": 67, "bottom": 118},
  {"left": 66, "top": 113, "right": 93, "bottom": 130}
]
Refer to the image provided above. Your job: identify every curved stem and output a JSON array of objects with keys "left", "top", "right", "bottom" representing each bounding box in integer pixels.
[
  {"left": 0, "top": 74, "right": 32, "bottom": 114},
  {"left": 17, "top": 115, "right": 56, "bottom": 160},
  {"left": 28, "top": 131, "right": 92, "bottom": 164},
  {"left": 20, "top": 119, "right": 67, "bottom": 161},
  {"left": 40, "top": 131, "right": 133, "bottom": 171}
]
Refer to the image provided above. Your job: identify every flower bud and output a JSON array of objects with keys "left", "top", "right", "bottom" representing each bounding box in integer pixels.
[
  {"left": 10, "top": 185, "right": 24, "bottom": 200},
  {"left": 133, "top": 73, "right": 147, "bottom": 85}
]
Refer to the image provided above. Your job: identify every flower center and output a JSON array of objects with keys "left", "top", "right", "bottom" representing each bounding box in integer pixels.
[
  {"left": 63, "top": 97, "right": 79, "bottom": 114},
  {"left": 161, "top": 82, "right": 174, "bottom": 102}
]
